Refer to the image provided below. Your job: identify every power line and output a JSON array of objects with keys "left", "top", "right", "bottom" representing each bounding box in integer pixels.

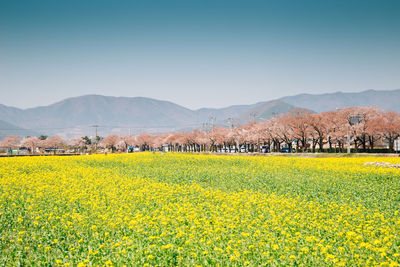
[
  {"left": 91, "top": 125, "right": 99, "bottom": 137},
  {"left": 0, "top": 123, "right": 206, "bottom": 132},
  {"left": 0, "top": 126, "right": 80, "bottom": 131}
]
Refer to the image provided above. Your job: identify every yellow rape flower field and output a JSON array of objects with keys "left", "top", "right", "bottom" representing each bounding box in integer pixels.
[{"left": 0, "top": 153, "right": 400, "bottom": 266}]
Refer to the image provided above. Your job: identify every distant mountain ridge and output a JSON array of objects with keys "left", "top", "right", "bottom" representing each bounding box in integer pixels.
[
  {"left": 279, "top": 89, "right": 400, "bottom": 113},
  {"left": 0, "top": 119, "right": 39, "bottom": 141},
  {"left": 0, "top": 89, "right": 399, "bottom": 139}
]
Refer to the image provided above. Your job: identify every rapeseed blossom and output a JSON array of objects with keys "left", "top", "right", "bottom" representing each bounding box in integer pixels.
[{"left": 0, "top": 153, "right": 399, "bottom": 265}]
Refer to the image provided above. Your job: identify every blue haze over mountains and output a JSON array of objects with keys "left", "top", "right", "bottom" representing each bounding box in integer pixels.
[{"left": 0, "top": 89, "right": 399, "bottom": 140}]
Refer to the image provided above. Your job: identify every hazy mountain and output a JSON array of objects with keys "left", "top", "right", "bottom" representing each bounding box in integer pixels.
[
  {"left": 0, "top": 89, "right": 398, "bottom": 139},
  {"left": 0, "top": 95, "right": 265, "bottom": 138},
  {"left": 236, "top": 100, "right": 297, "bottom": 123},
  {"left": 0, "top": 95, "right": 200, "bottom": 138},
  {"left": 279, "top": 89, "right": 400, "bottom": 113},
  {"left": 0, "top": 104, "right": 25, "bottom": 123},
  {"left": 0, "top": 119, "right": 39, "bottom": 141},
  {"left": 23, "top": 95, "right": 197, "bottom": 127},
  {"left": 196, "top": 104, "right": 258, "bottom": 123}
]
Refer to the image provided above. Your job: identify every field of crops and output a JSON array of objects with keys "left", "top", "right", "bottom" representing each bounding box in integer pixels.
[{"left": 0, "top": 153, "right": 399, "bottom": 266}]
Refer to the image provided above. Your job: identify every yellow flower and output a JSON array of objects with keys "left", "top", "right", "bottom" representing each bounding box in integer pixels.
[
  {"left": 301, "top": 247, "right": 309, "bottom": 253},
  {"left": 161, "top": 243, "right": 173, "bottom": 249},
  {"left": 229, "top": 255, "right": 237, "bottom": 261},
  {"left": 1, "top": 153, "right": 400, "bottom": 265}
]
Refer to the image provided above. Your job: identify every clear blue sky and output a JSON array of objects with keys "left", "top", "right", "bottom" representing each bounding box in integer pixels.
[{"left": 0, "top": 0, "right": 399, "bottom": 109}]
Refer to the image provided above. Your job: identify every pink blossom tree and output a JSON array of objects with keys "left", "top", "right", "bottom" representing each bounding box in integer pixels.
[
  {"left": 21, "top": 136, "right": 40, "bottom": 154},
  {"left": 68, "top": 138, "right": 87, "bottom": 153},
  {"left": 308, "top": 113, "right": 331, "bottom": 152},
  {"left": 101, "top": 134, "right": 120, "bottom": 152},
  {"left": 0, "top": 136, "right": 21, "bottom": 152},
  {"left": 40, "top": 136, "right": 66, "bottom": 154},
  {"left": 374, "top": 111, "right": 400, "bottom": 152},
  {"left": 136, "top": 133, "right": 154, "bottom": 151},
  {"left": 288, "top": 109, "right": 312, "bottom": 152}
]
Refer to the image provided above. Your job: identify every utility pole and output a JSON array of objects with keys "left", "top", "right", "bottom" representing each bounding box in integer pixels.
[
  {"left": 347, "top": 113, "right": 362, "bottom": 154},
  {"left": 209, "top": 115, "right": 215, "bottom": 131},
  {"left": 202, "top": 123, "right": 209, "bottom": 132},
  {"left": 91, "top": 125, "right": 99, "bottom": 138},
  {"left": 91, "top": 125, "right": 99, "bottom": 152},
  {"left": 250, "top": 112, "right": 257, "bottom": 122},
  {"left": 347, "top": 124, "right": 351, "bottom": 154},
  {"left": 228, "top": 117, "right": 234, "bottom": 129}
]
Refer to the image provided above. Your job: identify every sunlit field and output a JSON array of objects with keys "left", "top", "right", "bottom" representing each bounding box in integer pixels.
[{"left": 0, "top": 153, "right": 399, "bottom": 266}]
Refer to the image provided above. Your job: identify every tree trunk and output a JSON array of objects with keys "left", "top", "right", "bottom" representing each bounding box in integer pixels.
[
  {"left": 354, "top": 140, "right": 358, "bottom": 153},
  {"left": 361, "top": 135, "right": 367, "bottom": 152},
  {"left": 319, "top": 139, "right": 324, "bottom": 152},
  {"left": 288, "top": 142, "right": 292, "bottom": 153},
  {"left": 387, "top": 137, "right": 394, "bottom": 152},
  {"left": 301, "top": 137, "right": 307, "bottom": 153},
  {"left": 369, "top": 136, "right": 374, "bottom": 152}
]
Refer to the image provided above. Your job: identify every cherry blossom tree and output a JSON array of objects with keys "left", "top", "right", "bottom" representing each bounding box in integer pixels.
[
  {"left": 101, "top": 134, "right": 120, "bottom": 152},
  {"left": 257, "top": 120, "right": 273, "bottom": 151},
  {"left": 275, "top": 115, "right": 295, "bottom": 152},
  {"left": 21, "top": 136, "right": 40, "bottom": 154},
  {"left": 286, "top": 109, "right": 312, "bottom": 152},
  {"left": 210, "top": 127, "right": 230, "bottom": 152},
  {"left": 325, "top": 110, "right": 347, "bottom": 152},
  {"left": 136, "top": 133, "right": 154, "bottom": 151},
  {"left": 164, "top": 133, "right": 181, "bottom": 152},
  {"left": 115, "top": 140, "right": 127, "bottom": 151},
  {"left": 0, "top": 136, "right": 21, "bottom": 151},
  {"left": 308, "top": 113, "right": 330, "bottom": 152},
  {"left": 40, "top": 136, "right": 66, "bottom": 154},
  {"left": 28, "top": 106, "right": 399, "bottom": 155},
  {"left": 68, "top": 138, "right": 87, "bottom": 153},
  {"left": 374, "top": 111, "right": 400, "bottom": 152},
  {"left": 194, "top": 130, "right": 209, "bottom": 152}
]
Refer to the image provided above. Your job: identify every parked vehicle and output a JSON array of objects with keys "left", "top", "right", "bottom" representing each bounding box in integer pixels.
[
  {"left": 127, "top": 147, "right": 140, "bottom": 153},
  {"left": 44, "top": 148, "right": 65, "bottom": 153},
  {"left": 280, "top": 147, "right": 290, "bottom": 153},
  {"left": 260, "top": 145, "right": 270, "bottom": 153},
  {"left": 18, "top": 148, "right": 29, "bottom": 155}
]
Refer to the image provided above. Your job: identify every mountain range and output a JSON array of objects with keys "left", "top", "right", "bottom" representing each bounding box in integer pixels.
[
  {"left": 0, "top": 120, "right": 39, "bottom": 141},
  {"left": 0, "top": 89, "right": 399, "bottom": 139}
]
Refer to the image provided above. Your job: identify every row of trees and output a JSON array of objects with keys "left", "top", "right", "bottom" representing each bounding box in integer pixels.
[
  {"left": 1, "top": 107, "right": 400, "bottom": 154},
  {"left": 101, "top": 107, "right": 400, "bottom": 153},
  {"left": 0, "top": 136, "right": 67, "bottom": 154}
]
